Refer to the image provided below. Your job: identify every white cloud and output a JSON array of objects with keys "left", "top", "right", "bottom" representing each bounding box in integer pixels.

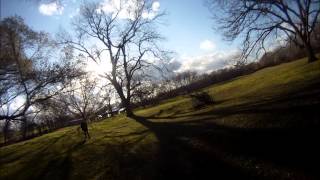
[
  {"left": 142, "top": 1, "right": 160, "bottom": 19},
  {"left": 176, "top": 50, "right": 240, "bottom": 74},
  {"left": 97, "top": 0, "right": 160, "bottom": 20},
  {"left": 142, "top": 11, "right": 155, "bottom": 19},
  {"left": 69, "top": 8, "right": 80, "bottom": 18},
  {"left": 200, "top": 40, "right": 216, "bottom": 51},
  {"left": 98, "top": 0, "right": 119, "bottom": 14},
  {"left": 39, "top": 2, "right": 64, "bottom": 16},
  {"left": 152, "top": 1, "right": 160, "bottom": 11},
  {"left": 86, "top": 60, "right": 111, "bottom": 76},
  {"left": 97, "top": 0, "right": 138, "bottom": 20}
]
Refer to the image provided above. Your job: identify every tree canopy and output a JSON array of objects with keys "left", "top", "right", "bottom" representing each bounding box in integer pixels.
[{"left": 207, "top": 0, "right": 320, "bottom": 63}]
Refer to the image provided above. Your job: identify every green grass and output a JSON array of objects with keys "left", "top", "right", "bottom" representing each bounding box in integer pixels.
[
  {"left": 137, "top": 57, "right": 320, "bottom": 127},
  {"left": 1, "top": 117, "right": 159, "bottom": 179},
  {"left": 1, "top": 57, "right": 320, "bottom": 179}
]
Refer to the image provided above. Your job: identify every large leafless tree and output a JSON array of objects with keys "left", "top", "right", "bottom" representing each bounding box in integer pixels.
[
  {"left": 207, "top": 0, "right": 320, "bottom": 63},
  {"left": 59, "top": 75, "right": 109, "bottom": 122},
  {"left": 61, "top": 0, "right": 167, "bottom": 116}
]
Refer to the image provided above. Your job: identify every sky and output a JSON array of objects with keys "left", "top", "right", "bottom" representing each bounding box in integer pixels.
[{"left": 1, "top": 0, "right": 241, "bottom": 74}]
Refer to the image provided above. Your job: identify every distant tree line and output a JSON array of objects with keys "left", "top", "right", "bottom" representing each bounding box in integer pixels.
[{"left": 132, "top": 25, "right": 320, "bottom": 108}]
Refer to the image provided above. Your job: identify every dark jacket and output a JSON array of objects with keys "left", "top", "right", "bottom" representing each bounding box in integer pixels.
[{"left": 80, "top": 122, "right": 88, "bottom": 131}]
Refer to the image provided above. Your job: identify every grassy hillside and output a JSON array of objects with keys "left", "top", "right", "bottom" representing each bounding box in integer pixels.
[{"left": 1, "top": 57, "right": 320, "bottom": 180}]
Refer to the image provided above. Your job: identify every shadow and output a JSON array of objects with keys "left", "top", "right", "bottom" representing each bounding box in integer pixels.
[
  {"left": 38, "top": 155, "right": 72, "bottom": 180},
  {"left": 3, "top": 82, "right": 319, "bottom": 179},
  {"left": 101, "top": 129, "right": 150, "bottom": 139},
  {"left": 132, "top": 115, "right": 252, "bottom": 179},
  {"left": 146, "top": 99, "right": 228, "bottom": 120},
  {"left": 146, "top": 83, "right": 320, "bottom": 121},
  {"left": 131, "top": 82, "right": 320, "bottom": 180},
  {"left": 0, "top": 134, "right": 68, "bottom": 165},
  {"left": 81, "top": 130, "right": 157, "bottom": 180},
  {"left": 132, "top": 114, "right": 320, "bottom": 179},
  {"left": 34, "top": 139, "right": 86, "bottom": 180},
  {"left": 192, "top": 84, "right": 320, "bottom": 122}
]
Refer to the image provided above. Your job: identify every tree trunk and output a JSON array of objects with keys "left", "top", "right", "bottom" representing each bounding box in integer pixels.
[
  {"left": 126, "top": 109, "right": 134, "bottom": 117},
  {"left": 82, "top": 115, "right": 87, "bottom": 122},
  {"left": 118, "top": 94, "right": 134, "bottom": 117},
  {"left": 124, "top": 99, "right": 134, "bottom": 117},
  {"left": 107, "top": 100, "right": 113, "bottom": 117},
  {"left": 305, "top": 42, "right": 318, "bottom": 63},
  {"left": 22, "top": 119, "right": 28, "bottom": 140},
  {"left": 3, "top": 120, "right": 10, "bottom": 143},
  {"left": 111, "top": 81, "right": 134, "bottom": 117},
  {"left": 109, "top": 79, "right": 135, "bottom": 117}
]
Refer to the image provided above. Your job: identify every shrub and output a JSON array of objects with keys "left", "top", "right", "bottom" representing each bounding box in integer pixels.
[{"left": 190, "top": 91, "right": 214, "bottom": 108}]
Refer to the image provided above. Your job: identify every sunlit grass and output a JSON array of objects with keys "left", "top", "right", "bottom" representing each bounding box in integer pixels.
[
  {"left": 1, "top": 57, "right": 319, "bottom": 179},
  {"left": 137, "top": 57, "right": 320, "bottom": 126},
  {"left": 0, "top": 116, "right": 159, "bottom": 180}
]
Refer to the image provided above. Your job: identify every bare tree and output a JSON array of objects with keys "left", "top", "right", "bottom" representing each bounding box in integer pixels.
[
  {"left": 59, "top": 75, "right": 108, "bottom": 122},
  {"left": 0, "top": 16, "right": 81, "bottom": 138},
  {"left": 60, "top": 0, "right": 168, "bottom": 116},
  {"left": 1, "top": 118, "right": 11, "bottom": 143},
  {"left": 173, "top": 71, "right": 198, "bottom": 88},
  {"left": 104, "top": 85, "right": 116, "bottom": 117},
  {"left": 207, "top": 0, "right": 320, "bottom": 62},
  {"left": 35, "top": 97, "right": 71, "bottom": 130},
  {"left": 131, "top": 81, "right": 157, "bottom": 104}
]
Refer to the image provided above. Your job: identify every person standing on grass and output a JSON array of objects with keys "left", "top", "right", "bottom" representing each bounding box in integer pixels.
[{"left": 80, "top": 121, "right": 90, "bottom": 139}]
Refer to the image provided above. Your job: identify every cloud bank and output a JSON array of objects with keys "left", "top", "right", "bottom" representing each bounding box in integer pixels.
[
  {"left": 173, "top": 50, "right": 240, "bottom": 74},
  {"left": 39, "top": 1, "right": 64, "bottom": 16},
  {"left": 97, "top": 0, "right": 160, "bottom": 20},
  {"left": 200, "top": 40, "right": 215, "bottom": 51}
]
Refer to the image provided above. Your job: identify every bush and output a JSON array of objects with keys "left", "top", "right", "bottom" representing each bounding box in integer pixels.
[{"left": 190, "top": 91, "right": 214, "bottom": 108}]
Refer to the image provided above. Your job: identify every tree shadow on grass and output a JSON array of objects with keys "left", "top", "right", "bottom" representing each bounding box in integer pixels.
[
  {"left": 131, "top": 115, "right": 251, "bottom": 179},
  {"left": 146, "top": 82, "right": 320, "bottom": 122},
  {"left": 131, "top": 89, "right": 320, "bottom": 180},
  {"left": 33, "top": 138, "right": 87, "bottom": 180},
  {"left": 6, "top": 134, "right": 87, "bottom": 180}
]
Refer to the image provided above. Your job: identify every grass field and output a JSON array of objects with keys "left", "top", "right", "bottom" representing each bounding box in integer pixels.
[{"left": 1, "top": 57, "right": 320, "bottom": 179}]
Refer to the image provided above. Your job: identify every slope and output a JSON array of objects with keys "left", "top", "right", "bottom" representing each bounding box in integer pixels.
[{"left": 1, "top": 57, "right": 320, "bottom": 180}]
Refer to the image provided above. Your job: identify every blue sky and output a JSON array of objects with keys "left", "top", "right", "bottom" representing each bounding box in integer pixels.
[{"left": 1, "top": 0, "right": 240, "bottom": 73}]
